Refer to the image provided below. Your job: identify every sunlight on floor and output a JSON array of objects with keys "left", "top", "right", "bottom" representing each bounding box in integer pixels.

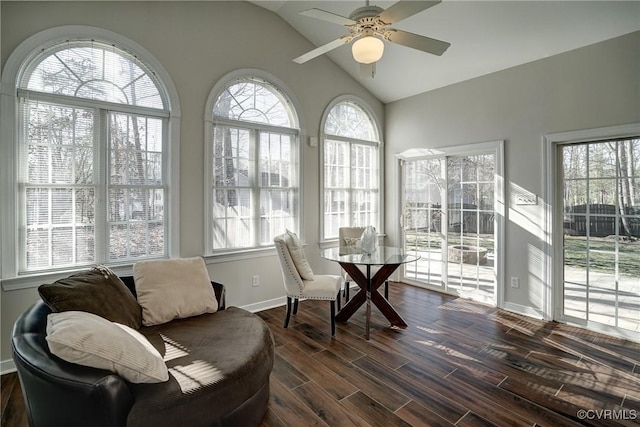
[{"left": 415, "top": 340, "right": 478, "bottom": 362}]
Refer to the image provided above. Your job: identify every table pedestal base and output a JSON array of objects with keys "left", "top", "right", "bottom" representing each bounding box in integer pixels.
[{"left": 335, "top": 262, "right": 407, "bottom": 339}]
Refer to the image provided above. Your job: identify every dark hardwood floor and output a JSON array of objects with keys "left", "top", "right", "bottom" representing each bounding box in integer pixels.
[{"left": 2, "top": 282, "right": 639, "bottom": 426}]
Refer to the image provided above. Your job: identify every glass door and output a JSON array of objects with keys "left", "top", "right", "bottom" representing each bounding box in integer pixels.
[
  {"left": 561, "top": 138, "right": 640, "bottom": 333},
  {"left": 402, "top": 152, "right": 498, "bottom": 305},
  {"left": 446, "top": 155, "right": 496, "bottom": 303},
  {"left": 403, "top": 158, "right": 446, "bottom": 289}
]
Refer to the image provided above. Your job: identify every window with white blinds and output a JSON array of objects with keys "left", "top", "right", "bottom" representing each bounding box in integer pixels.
[
  {"left": 208, "top": 77, "right": 300, "bottom": 252},
  {"left": 322, "top": 100, "right": 381, "bottom": 240},
  {"left": 17, "top": 41, "right": 170, "bottom": 272}
]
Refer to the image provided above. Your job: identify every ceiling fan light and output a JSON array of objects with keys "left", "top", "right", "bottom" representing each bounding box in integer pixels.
[{"left": 351, "top": 36, "right": 384, "bottom": 64}]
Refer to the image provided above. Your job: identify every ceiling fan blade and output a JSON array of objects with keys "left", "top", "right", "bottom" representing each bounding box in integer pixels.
[
  {"left": 385, "top": 29, "right": 450, "bottom": 56},
  {"left": 378, "top": 1, "right": 442, "bottom": 25},
  {"left": 293, "top": 36, "right": 353, "bottom": 64},
  {"left": 300, "top": 8, "right": 356, "bottom": 26}
]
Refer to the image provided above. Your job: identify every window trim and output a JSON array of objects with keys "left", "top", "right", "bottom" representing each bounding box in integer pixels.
[
  {"left": 1, "top": 26, "right": 181, "bottom": 291},
  {"left": 203, "top": 69, "right": 305, "bottom": 260},
  {"left": 319, "top": 95, "right": 384, "bottom": 244},
  {"left": 17, "top": 89, "right": 170, "bottom": 119}
]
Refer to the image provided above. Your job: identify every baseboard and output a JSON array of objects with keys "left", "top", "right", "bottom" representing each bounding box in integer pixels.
[
  {"left": 502, "top": 301, "right": 545, "bottom": 319},
  {"left": 1, "top": 359, "right": 16, "bottom": 376},
  {"left": 240, "top": 296, "right": 287, "bottom": 313},
  {"left": 238, "top": 293, "right": 340, "bottom": 314}
]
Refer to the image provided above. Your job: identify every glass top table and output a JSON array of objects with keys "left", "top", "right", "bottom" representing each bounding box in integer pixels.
[
  {"left": 321, "top": 246, "right": 420, "bottom": 340},
  {"left": 321, "top": 246, "right": 419, "bottom": 267}
]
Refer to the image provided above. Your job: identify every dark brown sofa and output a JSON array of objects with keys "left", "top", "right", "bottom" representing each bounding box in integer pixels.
[{"left": 12, "top": 276, "right": 274, "bottom": 427}]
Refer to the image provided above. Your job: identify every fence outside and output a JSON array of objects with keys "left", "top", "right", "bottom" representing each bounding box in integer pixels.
[
  {"left": 405, "top": 203, "right": 494, "bottom": 235},
  {"left": 564, "top": 204, "right": 640, "bottom": 237}
]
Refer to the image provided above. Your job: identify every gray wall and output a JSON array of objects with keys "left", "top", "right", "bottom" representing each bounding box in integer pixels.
[
  {"left": 0, "top": 1, "right": 383, "bottom": 364},
  {"left": 384, "top": 31, "right": 640, "bottom": 313}
]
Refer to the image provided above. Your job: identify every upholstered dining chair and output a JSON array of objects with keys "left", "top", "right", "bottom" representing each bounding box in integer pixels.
[
  {"left": 274, "top": 231, "right": 343, "bottom": 336},
  {"left": 338, "top": 227, "right": 389, "bottom": 301}
]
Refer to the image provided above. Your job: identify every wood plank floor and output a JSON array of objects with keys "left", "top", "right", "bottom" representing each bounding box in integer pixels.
[{"left": 2, "top": 282, "right": 639, "bottom": 426}]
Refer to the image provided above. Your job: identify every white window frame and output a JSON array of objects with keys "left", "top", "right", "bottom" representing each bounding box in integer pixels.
[
  {"left": 543, "top": 122, "right": 640, "bottom": 340},
  {"left": 203, "top": 69, "right": 304, "bottom": 261},
  {"left": 1, "top": 26, "right": 181, "bottom": 290},
  {"left": 319, "top": 95, "right": 383, "bottom": 243}
]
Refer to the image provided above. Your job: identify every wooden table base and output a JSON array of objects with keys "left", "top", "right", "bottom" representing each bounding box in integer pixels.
[{"left": 335, "top": 262, "right": 408, "bottom": 339}]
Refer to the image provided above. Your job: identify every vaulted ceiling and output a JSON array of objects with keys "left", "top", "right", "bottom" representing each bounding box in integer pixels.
[{"left": 252, "top": 1, "right": 640, "bottom": 103}]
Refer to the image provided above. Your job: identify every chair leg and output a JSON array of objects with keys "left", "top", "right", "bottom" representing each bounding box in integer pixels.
[
  {"left": 284, "top": 297, "right": 292, "bottom": 328},
  {"left": 293, "top": 298, "right": 299, "bottom": 315},
  {"left": 337, "top": 290, "right": 342, "bottom": 311},
  {"left": 384, "top": 281, "right": 389, "bottom": 300},
  {"left": 330, "top": 300, "right": 336, "bottom": 337},
  {"left": 345, "top": 281, "right": 350, "bottom": 302}
]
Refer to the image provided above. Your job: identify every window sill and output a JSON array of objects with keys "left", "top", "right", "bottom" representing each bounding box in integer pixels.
[
  {"left": 3, "top": 244, "right": 309, "bottom": 290},
  {"left": 318, "top": 239, "right": 340, "bottom": 250},
  {"left": 1, "top": 263, "right": 135, "bottom": 291},
  {"left": 204, "top": 246, "right": 277, "bottom": 264}
]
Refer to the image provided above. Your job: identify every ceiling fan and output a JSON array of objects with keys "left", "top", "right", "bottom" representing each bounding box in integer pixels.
[{"left": 293, "top": 0, "right": 451, "bottom": 70}]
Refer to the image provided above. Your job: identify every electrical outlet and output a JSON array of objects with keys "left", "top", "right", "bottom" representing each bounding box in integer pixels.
[
  {"left": 510, "top": 277, "right": 519, "bottom": 288},
  {"left": 252, "top": 275, "right": 259, "bottom": 287}
]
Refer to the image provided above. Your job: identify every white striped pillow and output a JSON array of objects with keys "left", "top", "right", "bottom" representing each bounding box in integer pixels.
[{"left": 46, "top": 311, "right": 169, "bottom": 383}]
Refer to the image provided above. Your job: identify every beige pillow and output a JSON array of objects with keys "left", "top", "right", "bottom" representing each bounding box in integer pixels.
[
  {"left": 133, "top": 257, "right": 218, "bottom": 326},
  {"left": 285, "top": 229, "right": 314, "bottom": 280},
  {"left": 46, "top": 311, "right": 168, "bottom": 384}
]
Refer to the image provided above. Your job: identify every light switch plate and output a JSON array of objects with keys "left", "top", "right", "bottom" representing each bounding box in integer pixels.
[
  {"left": 515, "top": 194, "right": 537, "bottom": 205},
  {"left": 510, "top": 277, "right": 519, "bottom": 288}
]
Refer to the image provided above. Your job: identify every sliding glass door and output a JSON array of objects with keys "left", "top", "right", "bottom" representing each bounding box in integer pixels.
[
  {"left": 401, "top": 144, "right": 501, "bottom": 305},
  {"left": 446, "top": 155, "right": 496, "bottom": 303},
  {"left": 561, "top": 138, "right": 640, "bottom": 333}
]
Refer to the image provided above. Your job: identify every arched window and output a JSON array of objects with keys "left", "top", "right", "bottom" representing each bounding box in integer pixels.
[
  {"left": 22, "top": 42, "right": 166, "bottom": 108},
  {"left": 13, "top": 39, "right": 173, "bottom": 273},
  {"left": 206, "top": 73, "right": 300, "bottom": 252},
  {"left": 322, "top": 98, "right": 382, "bottom": 240}
]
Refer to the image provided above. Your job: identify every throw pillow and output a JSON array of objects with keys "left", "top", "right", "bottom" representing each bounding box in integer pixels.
[
  {"left": 133, "top": 257, "right": 218, "bottom": 326},
  {"left": 38, "top": 266, "right": 142, "bottom": 329},
  {"left": 46, "top": 311, "right": 169, "bottom": 384},
  {"left": 343, "top": 237, "right": 361, "bottom": 247},
  {"left": 285, "top": 229, "right": 314, "bottom": 280}
]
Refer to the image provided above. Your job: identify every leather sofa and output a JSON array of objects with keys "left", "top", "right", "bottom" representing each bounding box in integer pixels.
[{"left": 12, "top": 276, "right": 274, "bottom": 427}]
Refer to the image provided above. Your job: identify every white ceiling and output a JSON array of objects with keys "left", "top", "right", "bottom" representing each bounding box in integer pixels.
[{"left": 252, "top": 1, "right": 640, "bottom": 103}]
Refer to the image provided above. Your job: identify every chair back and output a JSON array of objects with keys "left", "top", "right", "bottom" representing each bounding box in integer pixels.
[
  {"left": 338, "top": 227, "right": 365, "bottom": 254},
  {"left": 273, "top": 234, "right": 304, "bottom": 297}
]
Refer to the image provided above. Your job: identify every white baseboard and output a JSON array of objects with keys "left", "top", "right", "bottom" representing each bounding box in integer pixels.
[
  {"left": 239, "top": 296, "right": 287, "bottom": 313},
  {"left": 502, "top": 301, "right": 545, "bottom": 319},
  {"left": 1, "top": 359, "right": 16, "bottom": 376}
]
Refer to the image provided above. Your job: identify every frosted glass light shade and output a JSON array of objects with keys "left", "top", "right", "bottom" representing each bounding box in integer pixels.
[{"left": 351, "top": 36, "right": 384, "bottom": 64}]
